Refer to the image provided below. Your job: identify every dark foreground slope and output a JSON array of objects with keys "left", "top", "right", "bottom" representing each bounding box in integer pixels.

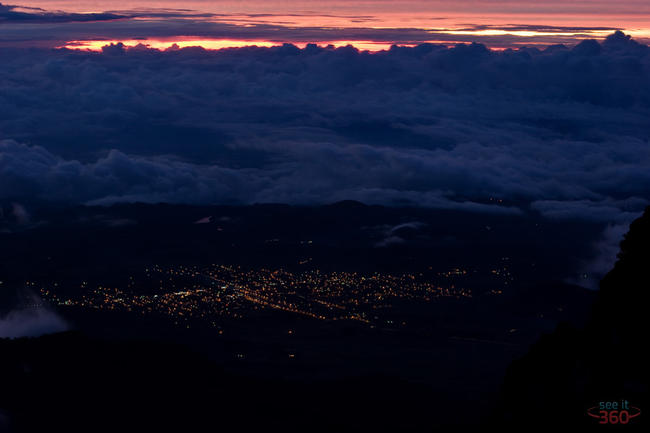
[
  {"left": 0, "top": 331, "right": 442, "bottom": 433},
  {"left": 495, "top": 209, "right": 650, "bottom": 428}
]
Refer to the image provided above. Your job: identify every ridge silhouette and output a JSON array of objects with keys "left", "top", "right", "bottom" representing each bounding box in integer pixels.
[{"left": 496, "top": 207, "right": 649, "bottom": 427}]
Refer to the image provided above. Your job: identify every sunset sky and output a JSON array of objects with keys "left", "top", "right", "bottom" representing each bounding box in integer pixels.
[{"left": 2, "top": 1, "right": 650, "bottom": 49}]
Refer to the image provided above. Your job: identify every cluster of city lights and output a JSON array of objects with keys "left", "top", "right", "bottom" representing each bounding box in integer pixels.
[{"left": 38, "top": 264, "right": 481, "bottom": 329}]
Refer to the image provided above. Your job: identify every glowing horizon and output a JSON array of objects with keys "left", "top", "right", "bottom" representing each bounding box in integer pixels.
[
  {"left": 3, "top": 1, "right": 650, "bottom": 51},
  {"left": 61, "top": 39, "right": 407, "bottom": 52}
]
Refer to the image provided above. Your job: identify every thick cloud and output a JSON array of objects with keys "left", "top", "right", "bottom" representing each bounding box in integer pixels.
[{"left": 1, "top": 32, "right": 649, "bottom": 222}]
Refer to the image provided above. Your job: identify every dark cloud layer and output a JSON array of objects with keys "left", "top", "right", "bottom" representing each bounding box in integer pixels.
[
  {"left": 1, "top": 2, "right": 125, "bottom": 23},
  {"left": 1, "top": 32, "right": 649, "bottom": 222}
]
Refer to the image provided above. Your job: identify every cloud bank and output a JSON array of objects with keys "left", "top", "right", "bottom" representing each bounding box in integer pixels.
[{"left": 0, "top": 32, "right": 649, "bottom": 222}]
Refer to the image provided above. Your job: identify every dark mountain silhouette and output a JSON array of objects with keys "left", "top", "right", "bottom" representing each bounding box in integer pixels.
[{"left": 495, "top": 208, "right": 649, "bottom": 428}]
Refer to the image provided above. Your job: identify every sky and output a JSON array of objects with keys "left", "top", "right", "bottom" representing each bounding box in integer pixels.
[{"left": 2, "top": 1, "right": 650, "bottom": 49}]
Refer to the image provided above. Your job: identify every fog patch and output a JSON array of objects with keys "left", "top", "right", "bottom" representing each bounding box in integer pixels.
[
  {"left": 569, "top": 223, "right": 631, "bottom": 290},
  {"left": 0, "top": 296, "right": 69, "bottom": 339}
]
